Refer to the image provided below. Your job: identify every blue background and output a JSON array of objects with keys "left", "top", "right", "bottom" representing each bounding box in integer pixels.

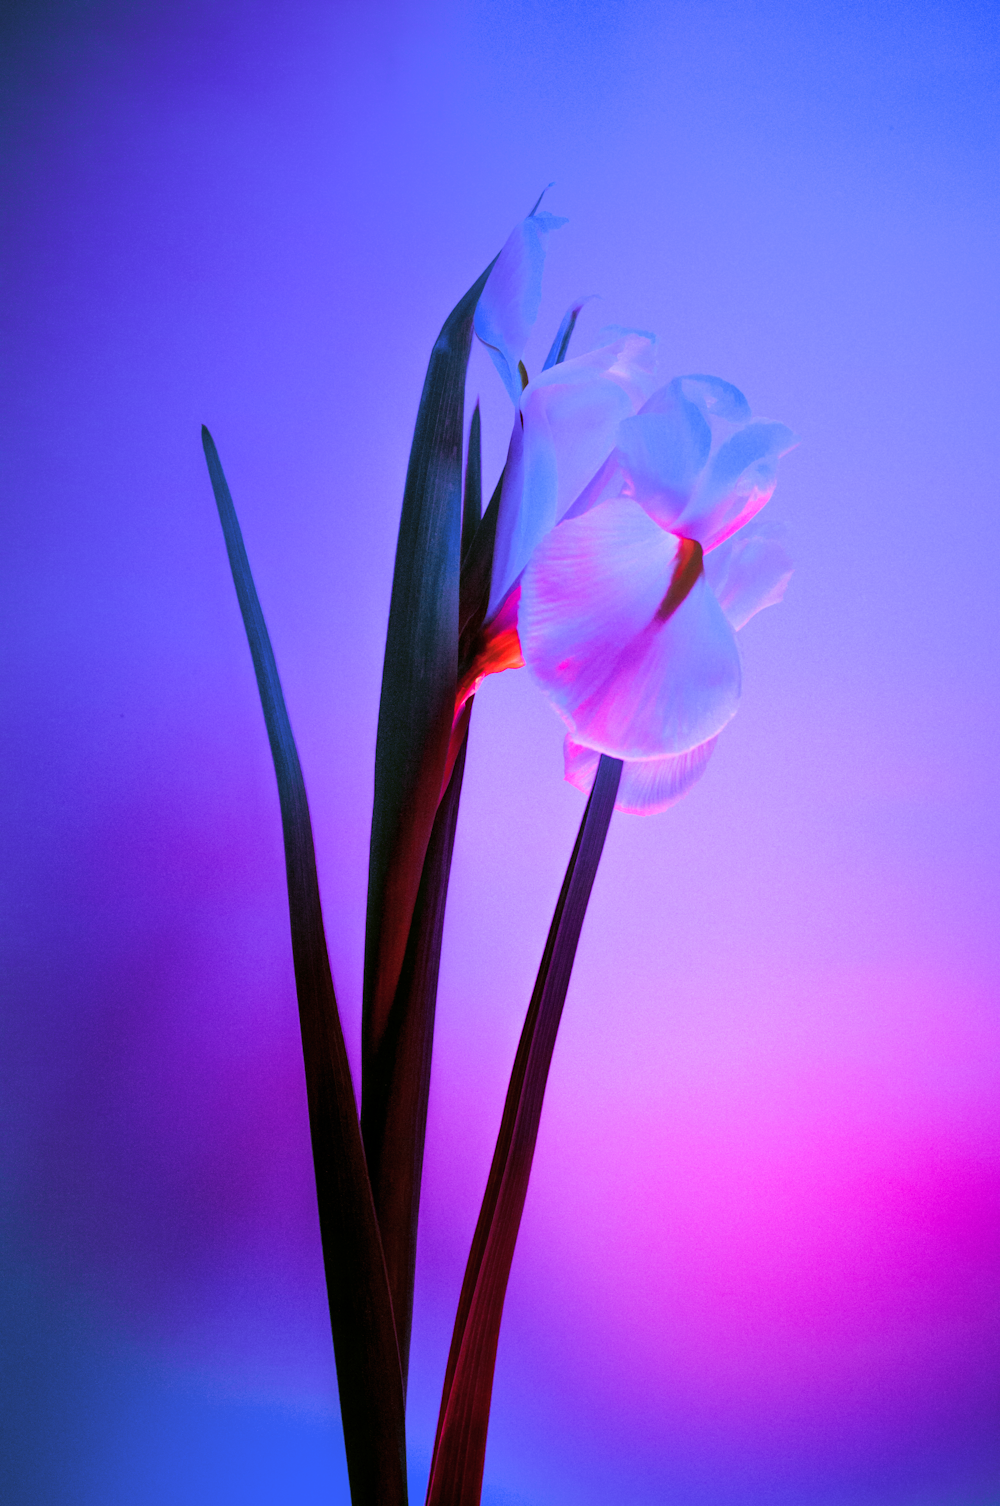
[{"left": 2, "top": 2, "right": 998, "bottom": 1501}]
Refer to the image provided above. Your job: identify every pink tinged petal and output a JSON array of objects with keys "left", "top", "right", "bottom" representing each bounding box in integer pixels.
[
  {"left": 609, "top": 376, "right": 795, "bottom": 550},
  {"left": 704, "top": 526, "right": 794, "bottom": 630},
  {"left": 473, "top": 210, "right": 567, "bottom": 405},
  {"left": 519, "top": 499, "right": 742, "bottom": 758},
  {"left": 688, "top": 419, "right": 798, "bottom": 550},
  {"left": 487, "top": 336, "right": 659, "bottom": 616},
  {"left": 564, "top": 735, "right": 718, "bottom": 815}
]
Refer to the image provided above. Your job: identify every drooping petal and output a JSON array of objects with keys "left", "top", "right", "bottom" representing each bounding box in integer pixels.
[
  {"left": 519, "top": 499, "right": 742, "bottom": 758},
  {"left": 564, "top": 735, "right": 718, "bottom": 814},
  {"left": 704, "top": 525, "right": 794, "bottom": 630},
  {"left": 488, "top": 335, "right": 659, "bottom": 615},
  {"left": 474, "top": 210, "right": 567, "bottom": 404}
]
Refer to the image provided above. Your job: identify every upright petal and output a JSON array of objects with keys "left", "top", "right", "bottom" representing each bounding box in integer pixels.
[
  {"left": 474, "top": 210, "right": 567, "bottom": 404},
  {"left": 675, "top": 373, "right": 751, "bottom": 423},
  {"left": 564, "top": 735, "right": 718, "bottom": 814},
  {"left": 487, "top": 335, "right": 659, "bottom": 615},
  {"left": 614, "top": 380, "right": 713, "bottom": 530},
  {"left": 704, "top": 526, "right": 794, "bottom": 630},
  {"left": 687, "top": 419, "right": 797, "bottom": 549},
  {"left": 611, "top": 374, "right": 794, "bottom": 550},
  {"left": 519, "top": 499, "right": 742, "bottom": 758}
]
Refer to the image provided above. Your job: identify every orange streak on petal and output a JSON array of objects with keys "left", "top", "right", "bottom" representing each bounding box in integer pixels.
[
  {"left": 444, "top": 591, "right": 524, "bottom": 798},
  {"left": 455, "top": 585, "right": 525, "bottom": 715},
  {"left": 656, "top": 536, "right": 703, "bottom": 623}
]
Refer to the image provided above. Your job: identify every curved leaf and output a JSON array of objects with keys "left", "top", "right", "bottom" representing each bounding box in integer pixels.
[
  {"left": 463, "top": 401, "right": 483, "bottom": 555},
  {"left": 362, "top": 256, "right": 495, "bottom": 1378},
  {"left": 201, "top": 429, "right": 407, "bottom": 1506},
  {"left": 361, "top": 724, "right": 471, "bottom": 1383}
]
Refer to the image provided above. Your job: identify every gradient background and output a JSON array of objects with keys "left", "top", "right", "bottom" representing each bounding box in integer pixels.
[{"left": 2, "top": 1, "right": 999, "bottom": 1502}]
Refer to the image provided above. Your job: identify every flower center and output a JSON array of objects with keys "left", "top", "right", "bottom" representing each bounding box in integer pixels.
[{"left": 655, "top": 536, "right": 703, "bottom": 623}]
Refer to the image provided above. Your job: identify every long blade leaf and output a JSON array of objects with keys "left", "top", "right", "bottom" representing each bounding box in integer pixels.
[
  {"left": 365, "top": 260, "right": 494, "bottom": 1064},
  {"left": 362, "top": 257, "right": 495, "bottom": 1379},
  {"left": 426, "top": 755, "right": 623, "bottom": 1506},
  {"left": 201, "top": 428, "right": 407, "bottom": 1506},
  {"left": 541, "top": 297, "right": 590, "bottom": 371},
  {"left": 361, "top": 719, "right": 471, "bottom": 1384},
  {"left": 462, "top": 401, "right": 483, "bottom": 555},
  {"left": 363, "top": 387, "right": 484, "bottom": 1381},
  {"left": 458, "top": 469, "right": 502, "bottom": 652}
]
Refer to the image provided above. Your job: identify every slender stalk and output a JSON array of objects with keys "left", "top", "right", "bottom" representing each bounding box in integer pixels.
[
  {"left": 426, "top": 755, "right": 623, "bottom": 1506},
  {"left": 202, "top": 428, "right": 407, "bottom": 1506}
]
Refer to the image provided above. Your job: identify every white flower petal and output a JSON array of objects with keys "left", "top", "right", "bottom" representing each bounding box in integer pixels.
[
  {"left": 474, "top": 210, "right": 567, "bottom": 405},
  {"left": 687, "top": 419, "right": 797, "bottom": 549},
  {"left": 564, "top": 736, "right": 718, "bottom": 815},
  {"left": 606, "top": 377, "right": 793, "bottom": 550},
  {"left": 614, "top": 373, "right": 796, "bottom": 550},
  {"left": 614, "top": 381, "right": 713, "bottom": 530},
  {"left": 487, "top": 335, "right": 659, "bottom": 615},
  {"left": 675, "top": 374, "right": 751, "bottom": 423},
  {"left": 704, "top": 526, "right": 794, "bottom": 630},
  {"left": 519, "top": 499, "right": 742, "bottom": 758}
]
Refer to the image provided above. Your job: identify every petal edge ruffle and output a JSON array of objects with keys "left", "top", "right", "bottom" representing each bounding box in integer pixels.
[
  {"left": 704, "top": 526, "right": 793, "bottom": 630},
  {"left": 564, "top": 736, "right": 718, "bottom": 814}
]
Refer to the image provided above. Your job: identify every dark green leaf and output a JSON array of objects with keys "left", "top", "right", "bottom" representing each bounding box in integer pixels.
[
  {"left": 201, "top": 428, "right": 407, "bottom": 1506},
  {"left": 360, "top": 722, "right": 471, "bottom": 1383},
  {"left": 425, "top": 755, "right": 623, "bottom": 1506},
  {"left": 458, "top": 468, "right": 503, "bottom": 660},
  {"left": 363, "top": 256, "right": 495, "bottom": 1379},
  {"left": 542, "top": 297, "right": 589, "bottom": 371},
  {"left": 366, "top": 389, "right": 483, "bottom": 1380},
  {"left": 462, "top": 402, "right": 482, "bottom": 556}
]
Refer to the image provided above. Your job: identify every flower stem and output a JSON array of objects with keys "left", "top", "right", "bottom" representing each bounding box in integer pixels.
[{"left": 426, "top": 754, "right": 623, "bottom": 1506}]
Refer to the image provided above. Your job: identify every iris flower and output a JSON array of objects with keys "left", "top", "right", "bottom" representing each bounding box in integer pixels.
[{"left": 459, "top": 330, "right": 796, "bottom": 813}]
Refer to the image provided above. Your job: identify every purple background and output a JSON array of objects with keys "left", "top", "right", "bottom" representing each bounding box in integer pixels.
[{"left": 2, "top": 1, "right": 998, "bottom": 1502}]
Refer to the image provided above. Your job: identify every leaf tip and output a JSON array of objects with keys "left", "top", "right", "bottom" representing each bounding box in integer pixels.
[{"left": 528, "top": 182, "right": 555, "bottom": 216}]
